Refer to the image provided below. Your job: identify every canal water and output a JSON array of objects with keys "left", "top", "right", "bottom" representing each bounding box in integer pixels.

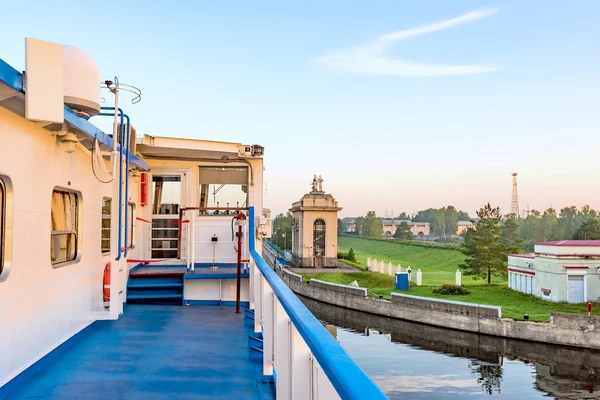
[{"left": 300, "top": 296, "right": 600, "bottom": 399}]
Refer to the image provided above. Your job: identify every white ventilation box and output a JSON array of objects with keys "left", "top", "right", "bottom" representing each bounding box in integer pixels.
[{"left": 25, "top": 38, "right": 64, "bottom": 123}]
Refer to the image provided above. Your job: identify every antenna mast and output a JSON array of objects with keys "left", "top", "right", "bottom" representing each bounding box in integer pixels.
[{"left": 511, "top": 173, "right": 520, "bottom": 217}]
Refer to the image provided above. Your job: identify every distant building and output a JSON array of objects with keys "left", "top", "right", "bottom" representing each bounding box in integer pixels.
[
  {"left": 344, "top": 218, "right": 430, "bottom": 238},
  {"left": 346, "top": 219, "right": 356, "bottom": 233},
  {"left": 457, "top": 220, "right": 475, "bottom": 235},
  {"left": 381, "top": 219, "right": 430, "bottom": 238},
  {"left": 508, "top": 240, "right": 600, "bottom": 303}
]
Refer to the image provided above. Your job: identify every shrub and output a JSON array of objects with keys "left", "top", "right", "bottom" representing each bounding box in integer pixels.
[
  {"left": 347, "top": 248, "right": 356, "bottom": 262},
  {"left": 432, "top": 284, "right": 470, "bottom": 295}
]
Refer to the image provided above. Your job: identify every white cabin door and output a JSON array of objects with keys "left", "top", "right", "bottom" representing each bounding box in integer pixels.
[
  {"left": 567, "top": 276, "right": 584, "bottom": 303},
  {"left": 151, "top": 173, "right": 184, "bottom": 259}
]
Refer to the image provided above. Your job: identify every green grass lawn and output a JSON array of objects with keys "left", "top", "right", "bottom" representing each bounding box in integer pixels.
[
  {"left": 300, "top": 271, "right": 599, "bottom": 322},
  {"left": 338, "top": 236, "right": 504, "bottom": 285}
]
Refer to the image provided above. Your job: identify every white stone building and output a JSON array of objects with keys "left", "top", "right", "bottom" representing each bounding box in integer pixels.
[{"left": 508, "top": 240, "right": 600, "bottom": 303}]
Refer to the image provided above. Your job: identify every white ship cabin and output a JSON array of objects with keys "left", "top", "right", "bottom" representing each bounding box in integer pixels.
[{"left": 0, "top": 38, "right": 385, "bottom": 399}]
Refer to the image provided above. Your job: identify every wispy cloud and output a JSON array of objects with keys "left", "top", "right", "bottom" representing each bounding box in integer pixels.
[{"left": 317, "top": 8, "right": 500, "bottom": 77}]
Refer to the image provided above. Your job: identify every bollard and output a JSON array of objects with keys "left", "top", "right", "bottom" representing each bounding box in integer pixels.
[{"left": 455, "top": 269, "right": 462, "bottom": 286}]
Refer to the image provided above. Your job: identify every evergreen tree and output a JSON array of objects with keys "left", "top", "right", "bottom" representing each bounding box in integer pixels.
[
  {"left": 393, "top": 221, "right": 414, "bottom": 240},
  {"left": 460, "top": 203, "right": 505, "bottom": 284},
  {"left": 347, "top": 248, "right": 356, "bottom": 262},
  {"left": 501, "top": 214, "right": 522, "bottom": 254}
]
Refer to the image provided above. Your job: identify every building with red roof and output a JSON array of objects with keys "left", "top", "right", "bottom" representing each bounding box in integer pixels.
[{"left": 507, "top": 240, "right": 600, "bottom": 303}]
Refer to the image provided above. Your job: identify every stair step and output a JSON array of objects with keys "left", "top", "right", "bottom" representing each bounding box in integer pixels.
[
  {"left": 248, "top": 336, "right": 263, "bottom": 351},
  {"left": 127, "top": 293, "right": 183, "bottom": 300},
  {"left": 249, "top": 336, "right": 263, "bottom": 344},
  {"left": 127, "top": 282, "right": 183, "bottom": 288},
  {"left": 128, "top": 276, "right": 183, "bottom": 284},
  {"left": 249, "top": 345, "right": 263, "bottom": 354}
]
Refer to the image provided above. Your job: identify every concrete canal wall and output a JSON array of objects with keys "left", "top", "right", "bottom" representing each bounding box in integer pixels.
[{"left": 282, "top": 273, "right": 600, "bottom": 350}]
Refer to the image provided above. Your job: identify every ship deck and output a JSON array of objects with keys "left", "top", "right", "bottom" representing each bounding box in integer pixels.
[{"left": 2, "top": 305, "right": 273, "bottom": 400}]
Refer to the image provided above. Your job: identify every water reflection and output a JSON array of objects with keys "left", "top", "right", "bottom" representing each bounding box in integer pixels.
[{"left": 299, "top": 296, "right": 600, "bottom": 399}]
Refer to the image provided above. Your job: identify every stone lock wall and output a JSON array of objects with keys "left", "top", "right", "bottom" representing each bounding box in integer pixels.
[{"left": 283, "top": 274, "right": 600, "bottom": 350}]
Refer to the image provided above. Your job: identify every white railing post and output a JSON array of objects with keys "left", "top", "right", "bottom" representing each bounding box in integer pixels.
[
  {"left": 191, "top": 216, "right": 196, "bottom": 272},
  {"left": 262, "top": 276, "right": 274, "bottom": 377},
  {"left": 290, "top": 325, "right": 310, "bottom": 399},
  {"left": 388, "top": 262, "right": 393, "bottom": 276},
  {"left": 313, "top": 357, "right": 341, "bottom": 400},
  {"left": 254, "top": 265, "right": 262, "bottom": 333},
  {"left": 274, "top": 300, "right": 291, "bottom": 400},
  {"left": 186, "top": 216, "right": 191, "bottom": 269}
]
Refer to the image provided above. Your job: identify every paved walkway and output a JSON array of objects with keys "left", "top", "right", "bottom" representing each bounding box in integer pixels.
[{"left": 4, "top": 305, "right": 273, "bottom": 400}]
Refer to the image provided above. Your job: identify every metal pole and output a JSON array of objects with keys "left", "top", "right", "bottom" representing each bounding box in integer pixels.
[
  {"left": 177, "top": 208, "right": 183, "bottom": 259},
  {"left": 236, "top": 223, "right": 243, "bottom": 313}
]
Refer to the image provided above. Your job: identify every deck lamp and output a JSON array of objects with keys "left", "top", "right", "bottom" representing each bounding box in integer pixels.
[{"left": 61, "top": 131, "right": 79, "bottom": 153}]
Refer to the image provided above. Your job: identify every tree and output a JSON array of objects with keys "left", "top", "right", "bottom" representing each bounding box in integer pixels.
[
  {"left": 500, "top": 214, "right": 522, "bottom": 254},
  {"left": 354, "top": 216, "right": 364, "bottom": 236},
  {"left": 272, "top": 212, "right": 292, "bottom": 251},
  {"left": 539, "top": 208, "right": 559, "bottom": 241},
  {"left": 395, "top": 212, "right": 411, "bottom": 220},
  {"left": 460, "top": 203, "right": 506, "bottom": 284},
  {"left": 358, "top": 211, "right": 383, "bottom": 238},
  {"left": 393, "top": 221, "right": 414, "bottom": 240},
  {"left": 347, "top": 248, "right": 356, "bottom": 262},
  {"left": 457, "top": 211, "right": 471, "bottom": 221},
  {"left": 572, "top": 218, "right": 600, "bottom": 240},
  {"left": 337, "top": 218, "right": 344, "bottom": 234},
  {"left": 559, "top": 206, "right": 578, "bottom": 239}
]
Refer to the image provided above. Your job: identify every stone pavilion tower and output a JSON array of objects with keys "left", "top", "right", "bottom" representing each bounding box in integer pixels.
[{"left": 289, "top": 175, "right": 342, "bottom": 268}]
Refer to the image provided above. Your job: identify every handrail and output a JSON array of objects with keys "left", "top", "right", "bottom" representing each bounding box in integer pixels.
[{"left": 248, "top": 207, "right": 387, "bottom": 400}]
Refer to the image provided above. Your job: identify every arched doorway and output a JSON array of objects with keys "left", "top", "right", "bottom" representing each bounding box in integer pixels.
[{"left": 313, "top": 219, "right": 326, "bottom": 267}]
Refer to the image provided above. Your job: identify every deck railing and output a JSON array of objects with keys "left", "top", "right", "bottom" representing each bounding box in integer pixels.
[{"left": 248, "top": 207, "right": 387, "bottom": 400}]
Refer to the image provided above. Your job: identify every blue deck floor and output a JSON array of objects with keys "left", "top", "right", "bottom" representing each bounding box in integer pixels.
[{"left": 4, "top": 305, "right": 274, "bottom": 400}]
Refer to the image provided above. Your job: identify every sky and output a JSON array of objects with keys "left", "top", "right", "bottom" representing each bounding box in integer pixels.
[{"left": 2, "top": 1, "right": 599, "bottom": 218}]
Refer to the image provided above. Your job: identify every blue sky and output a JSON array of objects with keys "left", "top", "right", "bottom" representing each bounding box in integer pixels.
[{"left": 2, "top": 1, "right": 599, "bottom": 217}]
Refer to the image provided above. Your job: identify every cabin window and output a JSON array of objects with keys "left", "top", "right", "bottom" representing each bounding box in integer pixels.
[
  {"left": 101, "top": 198, "right": 111, "bottom": 254},
  {"left": 51, "top": 189, "right": 80, "bottom": 266},
  {"left": 198, "top": 167, "right": 248, "bottom": 213},
  {"left": 127, "top": 202, "right": 135, "bottom": 248}
]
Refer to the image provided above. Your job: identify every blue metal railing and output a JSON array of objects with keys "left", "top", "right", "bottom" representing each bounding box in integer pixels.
[{"left": 248, "top": 207, "right": 387, "bottom": 400}]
